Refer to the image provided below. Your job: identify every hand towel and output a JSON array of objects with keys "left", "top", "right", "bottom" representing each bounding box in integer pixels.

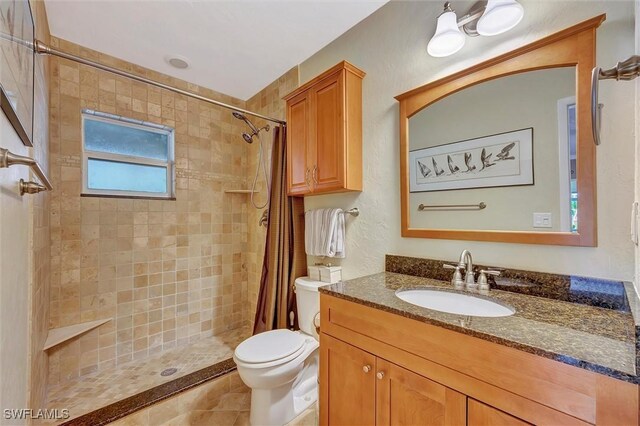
[{"left": 304, "top": 208, "right": 345, "bottom": 258}]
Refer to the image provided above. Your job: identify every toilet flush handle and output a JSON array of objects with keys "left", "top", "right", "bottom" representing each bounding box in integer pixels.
[{"left": 313, "top": 312, "right": 321, "bottom": 334}]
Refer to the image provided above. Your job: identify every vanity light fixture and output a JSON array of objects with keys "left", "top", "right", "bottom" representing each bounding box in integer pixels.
[
  {"left": 427, "top": 0, "right": 525, "bottom": 57},
  {"left": 477, "top": 0, "right": 524, "bottom": 36},
  {"left": 427, "top": 2, "right": 466, "bottom": 58}
]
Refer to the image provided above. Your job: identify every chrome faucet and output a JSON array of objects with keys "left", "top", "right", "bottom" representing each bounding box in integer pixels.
[
  {"left": 457, "top": 250, "right": 477, "bottom": 289},
  {"left": 444, "top": 250, "right": 502, "bottom": 291}
]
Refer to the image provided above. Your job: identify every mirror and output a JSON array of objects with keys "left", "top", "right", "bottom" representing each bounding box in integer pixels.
[
  {"left": 409, "top": 68, "right": 576, "bottom": 232},
  {"left": 396, "top": 15, "right": 605, "bottom": 246}
]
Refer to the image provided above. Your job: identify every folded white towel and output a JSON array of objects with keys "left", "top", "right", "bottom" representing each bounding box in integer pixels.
[{"left": 305, "top": 208, "right": 345, "bottom": 258}]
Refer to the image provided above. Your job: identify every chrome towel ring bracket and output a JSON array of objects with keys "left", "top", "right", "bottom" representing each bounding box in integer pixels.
[{"left": 591, "top": 55, "right": 640, "bottom": 146}]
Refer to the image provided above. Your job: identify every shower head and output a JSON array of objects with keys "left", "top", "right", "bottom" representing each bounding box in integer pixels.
[
  {"left": 232, "top": 111, "right": 270, "bottom": 144},
  {"left": 232, "top": 111, "right": 259, "bottom": 134}
]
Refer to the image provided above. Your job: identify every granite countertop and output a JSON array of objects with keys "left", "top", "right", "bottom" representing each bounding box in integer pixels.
[{"left": 319, "top": 272, "right": 639, "bottom": 384}]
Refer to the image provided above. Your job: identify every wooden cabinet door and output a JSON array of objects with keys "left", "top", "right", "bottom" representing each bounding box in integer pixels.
[
  {"left": 286, "top": 90, "right": 312, "bottom": 196},
  {"left": 468, "top": 399, "right": 531, "bottom": 426},
  {"left": 376, "top": 359, "right": 466, "bottom": 426},
  {"left": 320, "top": 334, "right": 376, "bottom": 426},
  {"left": 310, "top": 71, "right": 345, "bottom": 194}
]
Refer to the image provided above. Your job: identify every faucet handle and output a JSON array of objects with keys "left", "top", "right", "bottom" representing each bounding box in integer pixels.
[
  {"left": 443, "top": 264, "right": 464, "bottom": 289},
  {"left": 478, "top": 269, "right": 501, "bottom": 291}
]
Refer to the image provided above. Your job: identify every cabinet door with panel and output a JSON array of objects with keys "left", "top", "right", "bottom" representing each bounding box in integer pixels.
[
  {"left": 468, "top": 399, "right": 531, "bottom": 426},
  {"left": 286, "top": 90, "right": 312, "bottom": 196},
  {"left": 376, "top": 358, "right": 467, "bottom": 426},
  {"left": 310, "top": 71, "right": 345, "bottom": 193},
  {"left": 321, "top": 334, "right": 468, "bottom": 426},
  {"left": 284, "top": 61, "right": 364, "bottom": 196},
  {"left": 320, "top": 334, "right": 376, "bottom": 426}
]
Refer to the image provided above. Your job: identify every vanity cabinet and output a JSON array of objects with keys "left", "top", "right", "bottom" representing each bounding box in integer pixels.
[
  {"left": 322, "top": 335, "right": 376, "bottom": 425},
  {"left": 319, "top": 294, "right": 639, "bottom": 425},
  {"left": 322, "top": 334, "right": 466, "bottom": 426},
  {"left": 377, "top": 358, "right": 467, "bottom": 425},
  {"left": 468, "top": 400, "right": 530, "bottom": 426},
  {"left": 283, "top": 61, "right": 364, "bottom": 196}
]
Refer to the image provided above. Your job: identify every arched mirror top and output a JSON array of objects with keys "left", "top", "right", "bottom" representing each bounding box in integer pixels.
[{"left": 395, "top": 15, "right": 605, "bottom": 247}]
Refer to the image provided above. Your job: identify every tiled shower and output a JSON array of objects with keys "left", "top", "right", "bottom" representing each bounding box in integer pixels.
[{"left": 39, "top": 35, "right": 299, "bottom": 417}]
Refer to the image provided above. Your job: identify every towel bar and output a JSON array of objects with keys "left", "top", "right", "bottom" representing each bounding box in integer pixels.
[
  {"left": 418, "top": 202, "right": 486, "bottom": 211},
  {"left": 343, "top": 208, "right": 359, "bottom": 217},
  {"left": 0, "top": 147, "right": 53, "bottom": 194},
  {"left": 305, "top": 208, "right": 360, "bottom": 217}
]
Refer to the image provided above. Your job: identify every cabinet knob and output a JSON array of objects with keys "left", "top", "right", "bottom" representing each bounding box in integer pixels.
[
  {"left": 362, "top": 365, "right": 371, "bottom": 373},
  {"left": 376, "top": 371, "right": 385, "bottom": 380}
]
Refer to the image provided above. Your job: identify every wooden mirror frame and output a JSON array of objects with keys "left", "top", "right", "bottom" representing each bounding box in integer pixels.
[{"left": 395, "top": 15, "right": 605, "bottom": 247}]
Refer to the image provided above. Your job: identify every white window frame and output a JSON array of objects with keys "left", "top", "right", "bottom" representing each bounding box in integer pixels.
[
  {"left": 556, "top": 96, "right": 576, "bottom": 233},
  {"left": 81, "top": 109, "right": 175, "bottom": 199}
]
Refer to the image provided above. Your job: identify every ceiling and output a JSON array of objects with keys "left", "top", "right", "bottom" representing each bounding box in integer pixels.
[{"left": 44, "top": 0, "right": 388, "bottom": 100}]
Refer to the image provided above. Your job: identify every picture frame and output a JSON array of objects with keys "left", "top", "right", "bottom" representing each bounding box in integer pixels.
[
  {"left": 409, "top": 128, "right": 534, "bottom": 193},
  {"left": 0, "top": 0, "right": 35, "bottom": 147}
]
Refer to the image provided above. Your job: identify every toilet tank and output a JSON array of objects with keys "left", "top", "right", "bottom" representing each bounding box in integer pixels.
[{"left": 295, "top": 277, "right": 325, "bottom": 338}]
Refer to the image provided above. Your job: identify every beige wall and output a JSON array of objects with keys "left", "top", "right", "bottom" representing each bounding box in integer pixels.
[
  {"left": 0, "top": 113, "right": 31, "bottom": 424},
  {"left": 47, "top": 37, "right": 251, "bottom": 386},
  {"left": 634, "top": 0, "right": 640, "bottom": 292},
  {"left": 1, "top": 0, "right": 51, "bottom": 418},
  {"left": 245, "top": 67, "right": 299, "bottom": 328},
  {"left": 301, "top": 1, "right": 635, "bottom": 281},
  {"left": 409, "top": 68, "right": 574, "bottom": 232}
]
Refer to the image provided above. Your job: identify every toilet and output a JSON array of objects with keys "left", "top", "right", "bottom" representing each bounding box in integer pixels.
[{"left": 233, "top": 277, "right": 324, "bottom": 426}]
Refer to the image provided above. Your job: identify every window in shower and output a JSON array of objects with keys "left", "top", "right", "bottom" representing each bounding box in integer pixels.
[{"left": 81, "top": 109, "right": 175, "bottom": 198}]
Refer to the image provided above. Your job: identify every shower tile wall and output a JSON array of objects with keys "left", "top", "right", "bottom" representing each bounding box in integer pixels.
[
  {"left": 244, "top": 67, "right": 299, "bottom": 327},
  {"left": 47, "top": 37, "right": 251, "bottom": 385}
]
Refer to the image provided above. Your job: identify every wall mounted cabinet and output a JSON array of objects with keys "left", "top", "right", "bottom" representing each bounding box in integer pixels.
[{"left": 283, "top": 61, "right": 364, "bottom": 196}]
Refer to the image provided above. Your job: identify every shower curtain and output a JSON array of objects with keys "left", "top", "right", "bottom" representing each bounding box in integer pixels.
[{"left": 253, "top": 125, "right": 307, "bottom": 334}]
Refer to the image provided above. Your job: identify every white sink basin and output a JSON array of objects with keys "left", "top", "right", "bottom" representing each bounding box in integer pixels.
[{"left": 395, "top": 289, "right": 515, "bottom": 317}]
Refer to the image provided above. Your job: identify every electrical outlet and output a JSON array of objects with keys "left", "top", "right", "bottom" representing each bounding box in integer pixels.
[{"left": 533, "top": 213, "right": 552, "bottom": 228}]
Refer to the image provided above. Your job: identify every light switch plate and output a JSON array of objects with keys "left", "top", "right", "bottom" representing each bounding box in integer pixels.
[{"left": 533, "top": 213, "right": 552, "bottom": 228}]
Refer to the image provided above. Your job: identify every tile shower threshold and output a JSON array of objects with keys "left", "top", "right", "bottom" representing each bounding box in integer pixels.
[{"left": 60, "top": 358, "right": 237, "bottom": 426}]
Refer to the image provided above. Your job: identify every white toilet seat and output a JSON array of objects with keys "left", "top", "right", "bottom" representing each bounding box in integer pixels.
[{"left": 234, "top": 329, "right": 308, "bottom": 369}]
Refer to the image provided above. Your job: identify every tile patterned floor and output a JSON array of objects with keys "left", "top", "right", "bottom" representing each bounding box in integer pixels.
[
  {"left": 44, "top": 327, "right": 251, "bottom": 423},
  {"left": 109, "top": 370, "right": 317, "bottom": 426}
]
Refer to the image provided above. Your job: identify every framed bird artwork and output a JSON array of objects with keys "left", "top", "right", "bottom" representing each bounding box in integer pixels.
[{"left": 408, "top": 128, "right": 534, "bottom": 192}]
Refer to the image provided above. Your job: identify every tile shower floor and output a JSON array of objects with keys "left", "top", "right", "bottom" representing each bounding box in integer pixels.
[{"left": 44, "top": 327, "right": 251, "bottom": 423}]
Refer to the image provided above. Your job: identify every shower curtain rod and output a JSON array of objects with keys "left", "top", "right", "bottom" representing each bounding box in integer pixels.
[{"left": 33, "top": 39, "right": 287, "bottom": 126}]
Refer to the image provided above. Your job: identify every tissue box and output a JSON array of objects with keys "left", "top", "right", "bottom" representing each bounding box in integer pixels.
[
  {"left": 319, "top": 266, "right": 342, "bottom": 284},
  {"left": 307, "top": 266, "right": 321, "bottom": 281}
]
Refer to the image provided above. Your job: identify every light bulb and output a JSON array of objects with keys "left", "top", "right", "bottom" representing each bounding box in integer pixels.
[
  {"left": 477, "top": 0, "right": 524, "bottom": 36},
  {"left": 427, "top": 7, "right": 466, "bottom": 57}
]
